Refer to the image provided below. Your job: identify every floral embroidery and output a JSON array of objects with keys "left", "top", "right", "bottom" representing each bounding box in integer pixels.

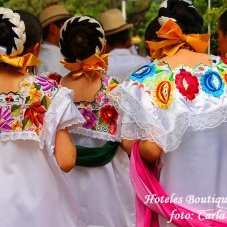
[
  {"left": 222, "top": 71, "right": 227, "bottom": 84},
  {"left": 153, "top": 79, "right": 174, "bottom": 109},
  {"left": 0, "top": 75, "right": 59, "bottom": 135},
  {"left": 175, "top": 69, "right": 199, "bottom": 100},
  {"left": 200, "top": 70, "right": 224, "bottom": 97},
  {"left": 80, "top": 108, "right": 98, "bottom": 129},
  {"left": 100, "top": 105, "right": 118, "bottom": 126},
  {"left": 130, "top": 64, "right": 156, "bottom": 83},
  {"left": 76, "top": 76, "right": 120, "bottom": 137},
  {"left": 0, "top": 107, "right": 14, "bottom": 131}
]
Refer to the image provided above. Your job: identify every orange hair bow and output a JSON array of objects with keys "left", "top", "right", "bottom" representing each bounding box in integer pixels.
[
  {"left": 61, "top": 53, "right": 108, "bottom": 81},
  {"left": 146, "top": 19, "right": 210, "bottom": 59},
  {"left": 0, "top": 53, "right": 40, "bottom": 74}
]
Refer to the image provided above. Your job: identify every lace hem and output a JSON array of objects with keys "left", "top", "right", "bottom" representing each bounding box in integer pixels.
[
  {"left": 109, "top": 85, "right": 227, "bottom": 152},
  {"left": 58, "top": 117, "right": 85, "bottom": 131},
  {"left": 69, "top": 127, "right": 121, "bottom": 142},
  {"left": 0, "top": 131, "right": 43, "bottom": 147}
]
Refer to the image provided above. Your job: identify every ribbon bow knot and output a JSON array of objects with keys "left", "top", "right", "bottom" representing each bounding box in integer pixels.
[
  {"left": 146, "top": 19, "right": 210, "bottom": 59},
  {"left": 61, "top": 53, "right": 108, "bottom": 81}
]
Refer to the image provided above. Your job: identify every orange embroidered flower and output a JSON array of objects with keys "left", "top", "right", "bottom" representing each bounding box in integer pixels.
[
  {"left": 29, "top": 88, "right": 42, "bottom": 101},
  {"left": 106, "top": 83, "right": 117, "bottom": 93},
  {"left": 153, "top": 79, "right": 174, "bottom": 109},
  {"left": 24, "top": 101, "right": 46, "bottom": 127},
  {"left": 11, "top": 120, "right": 22, "bottom": 131},
  {"left": 222, "top": 70, "right": 227, "bottom": 84}
]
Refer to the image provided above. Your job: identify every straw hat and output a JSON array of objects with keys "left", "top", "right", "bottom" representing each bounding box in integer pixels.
[
  {"left": 39, "top": 4, "right": 72, "bottom": 28},
  {"left": 99, "top": 8, "right": 133, "bottom": 36}
]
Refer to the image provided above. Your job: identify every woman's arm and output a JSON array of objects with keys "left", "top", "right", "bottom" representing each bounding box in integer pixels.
[
  {"left": 139, "top": 140, "right": 163, "bottom": 163},
  {"left": 54, "top": 128, "right": 76, "bottom": 172}
]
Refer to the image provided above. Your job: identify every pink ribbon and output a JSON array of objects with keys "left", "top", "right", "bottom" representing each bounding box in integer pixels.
[{"left": 130, "top": 140, "right": 227, "bottom": 227}]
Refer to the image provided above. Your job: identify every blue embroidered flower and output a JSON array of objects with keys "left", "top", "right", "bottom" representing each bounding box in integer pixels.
[
  {"left": 130, "top": 64, "right": 156, "bottom": 83},
  {"left": 200, "top": 70, "right": 224, "bottom": 97}
]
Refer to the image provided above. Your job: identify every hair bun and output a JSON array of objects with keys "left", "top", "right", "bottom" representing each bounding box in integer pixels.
[
  {"left": 0, "top": 7, "right": 26, "bottom": 56},
  {"left": 60, "top": 16, "right": 105, "bottom": 61},
  {"left": 158, "top": 0, "right": 203, "bottom": 34}
]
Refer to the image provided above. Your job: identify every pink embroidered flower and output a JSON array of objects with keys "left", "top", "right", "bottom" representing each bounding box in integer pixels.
[
  {"left": 35, "top": 76, "right": 58, "bottom": 91},
  {"left": 80, "top": 108, "right": 98, "bottom": 129},
  {"left": 100, "top": 105, "right": 118, "bottom": 125},
  {"left": 0, "top": 107, "right": 14, "bottom": 131},
  {"left": 175, "top": 70, "right": 199, "bottom": 101}
]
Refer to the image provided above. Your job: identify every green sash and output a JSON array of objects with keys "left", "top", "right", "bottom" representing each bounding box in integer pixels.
[{"left": 76, "top": 141, "right": 119, "bottom": 167}]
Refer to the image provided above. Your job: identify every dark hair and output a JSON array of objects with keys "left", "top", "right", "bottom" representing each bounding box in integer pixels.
[
  {"left": 106, "top": 29, "right": 130, "bottom": 48},
  {"left": 60, "top": 16, "right": 104, "bottom": 62},
  {"left": 219, "top": 10, "right": 227, "bottom": 36},
  {"left": 144, "top": 17, "right": 161, "bottom": 42},
  {"left": 14, "top": 10, "right": 42, "bottom": 55},
  {"left": 158, "top": 0, "right": 203, "bottom": 34}
]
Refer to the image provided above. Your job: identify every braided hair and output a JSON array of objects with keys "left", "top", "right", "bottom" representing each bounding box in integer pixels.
[
  {"left": 60, "top": 16, "right": 105, "bottom": 62},
  {"left": 0, "top": 7, "right": 26, "bottom": 56}
]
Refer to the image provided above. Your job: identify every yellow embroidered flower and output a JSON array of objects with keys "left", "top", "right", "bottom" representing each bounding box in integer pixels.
[
  {"left": 106, "top": 83, "right": 117, "bottom": 93},
  {"left": 11, "top": 120, "right": 22, "bottom": 131},
  {"left": 29, "top": 88, "right": 42, "bottom": 101},
  {"left": 153, "top": 79, "right": 175, "bottom": 109},
  {"left": 21, "top": 81, "right": 31, "bottom": 88}
]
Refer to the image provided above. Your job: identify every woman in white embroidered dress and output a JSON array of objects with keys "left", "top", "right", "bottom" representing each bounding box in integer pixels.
[
  {"left": 0, "top": 8, "right": 84, "bottom": 227},
  {"left": 60, "top": 16, "right": 135, "bottom": 227},
  {"left": 109, "top": 0, "right": 227, "bottom": 226}
]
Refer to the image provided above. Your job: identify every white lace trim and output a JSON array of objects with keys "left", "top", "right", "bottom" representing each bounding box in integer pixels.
[
  {"left": 58, "top": 118, "right": 84, "bottom": 131},
  {"left": 69, "top": 127, "right": 121, "bottom": 142},
  {"left": 110, "top": 85, "right": 227, "bottom": 152},
  {"left": 0, "top": 131, "right": 43, "bottom": 147}
]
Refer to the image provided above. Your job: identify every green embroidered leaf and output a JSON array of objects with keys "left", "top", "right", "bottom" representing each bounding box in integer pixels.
[
  {"left": 42, "top": 96, "right": 52, "bottom": 109},
  {"left": 169, "top": 73, "right": 174, "bottom": 81},
  {"left": 25, "top": 96, "right": 30, "bottom": 104},
  {"left": 22, "top": 118, "right": 33, "bottom": 130},
  {"left": 11, "top": 104, "right": 21, "bottom": 117},
  {"left": 34, "top": 83, "right": 41, "bottom": 90},
  {"left": 111, "top": 78, "right": 119, "bottom": 85}
]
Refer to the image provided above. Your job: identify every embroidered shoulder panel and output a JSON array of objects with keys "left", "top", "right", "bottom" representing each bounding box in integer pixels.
[
  {"left": 0, "top": 75, "right": 59, "bottom": 136},
  {"left": 128, "top": 56, "right": 227, "bottom": 109},
  {"left": 72, "top": 76, "right": 121, "bottom": 141}
]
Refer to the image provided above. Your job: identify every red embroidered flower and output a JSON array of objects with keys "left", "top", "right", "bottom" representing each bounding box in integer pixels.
[
  {"left": 109, "top": 124, "right": 117, "bottom": 135},
  {"left": 48, "top": 73, "right": 62, "bottom": 84},
  {"left": 100, "top": 105, "right": 118, "bottom": 125},
  {"left": 175, "top": 70, "right": 199, "bottom": 101},
  {"left": 24, "top": 101, "right": 46, "bottom": 127},
  {"left": 221, "top": 57, "right": 227, "bottom": 64}
]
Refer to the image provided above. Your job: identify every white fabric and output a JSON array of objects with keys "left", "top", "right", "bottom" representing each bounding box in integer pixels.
[
  {"left": 0, "top": 86, "right": 85, "bottom": 227},
  {"left": 67, "top": 133, "right": 136, "bottom": 227},
  {"left": 107, "top": 48, "right": 150, "bottom": 80},
  {"left": 38, "top": 42, "right": 69, "bottom": 76},
  {"left": 109, "top": 56, "right": 227, "bottom": 226}
]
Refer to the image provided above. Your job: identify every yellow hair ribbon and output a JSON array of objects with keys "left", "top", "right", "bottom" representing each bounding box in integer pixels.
[
  {"left": 146, "top": 19, "right": 210, "bottom": 59},
  {"left": 61, "top": 52, "right": 108, "bottom": 81},
  {"left": 0, "top": 53, "right": 40, "bottom": 74}
]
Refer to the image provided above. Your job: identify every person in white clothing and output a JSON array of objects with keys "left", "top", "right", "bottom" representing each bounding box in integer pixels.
[
  {"left": 38, "top": 3, "right": 71, "bottom": 76},
  {"left": 59, "top": 15, "right": 136, "bottom": 227},
  {"left": 0, "top": 7, "right": 85, "bottom": 227},
  {"left": 99, "top": 8, "right": 150, "bottom": 80}
]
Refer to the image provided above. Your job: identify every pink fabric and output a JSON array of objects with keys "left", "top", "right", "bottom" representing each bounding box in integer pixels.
[{"left": 130, "top": 140, "right": 227, "bottom": 227}]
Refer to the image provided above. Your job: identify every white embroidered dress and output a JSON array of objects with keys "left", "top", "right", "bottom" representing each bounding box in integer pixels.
[
  {"left": 0, "top": 75, "right": 85, "bottom": 227},
  {"left": 109, "top": 56, "right": 227, "bottom": 226},
  {"left": 67, "top": 76, "right": 136, "bottom": 227}
]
